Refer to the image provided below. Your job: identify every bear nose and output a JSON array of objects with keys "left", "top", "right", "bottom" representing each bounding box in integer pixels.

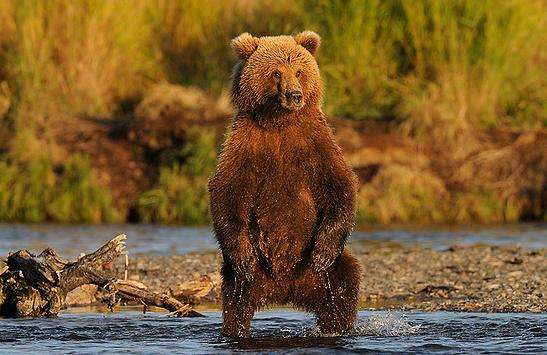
[{"left": 286, "top": 91, "right": 302, "bottom": 104}]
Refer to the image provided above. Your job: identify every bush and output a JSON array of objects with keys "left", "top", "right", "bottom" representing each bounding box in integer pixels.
[
  {"left": 0, "top": 155, "right": 118, "bottom": 223},
  {"left": 356, "top": 164, "right": 447, "bottom": 224},
  {"left": 138, "top": 128, "right": 217, "bottom": 224}
]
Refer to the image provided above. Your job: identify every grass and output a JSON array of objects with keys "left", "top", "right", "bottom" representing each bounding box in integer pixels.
[
  {"left": 396, "top": 0, "right": 546, "bottom": 141},
  {"left": 356, "top": 164, "right": 447, "bottom": 225},
  {"left": 0, "top": 0, "right": 544, "bottom": 223},
  {"left": 3, "top": 0, "right": 160, "bottom": 162},
  {"left": 0, "top": 155, "right": 118, "bottom": 223},
  {"left": 1, "top": 0, "right": 543, "bottom": 128},
  {"left": 137, "top": 128, "right": 217, "bottom": 224}
]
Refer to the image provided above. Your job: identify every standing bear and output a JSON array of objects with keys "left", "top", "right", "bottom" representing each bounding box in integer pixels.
[{"left": 208, "top": 31, "right": 361, "bottom": 338}]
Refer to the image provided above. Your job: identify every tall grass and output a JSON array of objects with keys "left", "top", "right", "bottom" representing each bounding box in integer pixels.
[
  {"left": 301, "top": 0, "right": 400, "bottom": 120},
  {"left": 147, "top": 0, "right": 302, "bottom": 94},
  {"left": 138, "top": 128, "right": 217, "bottom": 224},
  {"left": 0, "top": 0, "right": 544, "bottom": 223},
  {"left": 0, "top": 155, "right": 118, "bottom": 223},
  {"left": 2, "top": 0, "right": 543, "bottom": 133},
  {"left": 3, "top": 0, "right": 160, "bottom": 162},
  {"left": 396, "top": 0, "right": 546, "bottom": 141}
]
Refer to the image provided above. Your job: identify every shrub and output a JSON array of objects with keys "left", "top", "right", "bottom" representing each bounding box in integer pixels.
[
  {"left": 0, "top": 154, "right": 118, "bottom": 223},
  {"left": 138, "top": 128, "right": 217, "bottom": 224},
  {"left": 356, "top": 164, "right": 447, "bottom": 224}
]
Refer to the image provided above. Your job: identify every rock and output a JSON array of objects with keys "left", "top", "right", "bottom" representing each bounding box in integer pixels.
[{"left": 100, "top": 244, "right": 546, "bottom": 313}]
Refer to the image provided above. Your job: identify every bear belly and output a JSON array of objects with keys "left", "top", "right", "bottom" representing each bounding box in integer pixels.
[{"left": 251, "top": 185, "right": 316, "bottom": 279}]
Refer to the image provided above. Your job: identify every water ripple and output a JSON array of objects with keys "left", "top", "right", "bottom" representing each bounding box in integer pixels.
[{"left": 2, "top": 310, "right": 545, "bottom": 353}]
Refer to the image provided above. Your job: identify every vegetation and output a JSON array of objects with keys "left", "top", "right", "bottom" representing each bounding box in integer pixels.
[
  {"left": 0, "top": 0, "right": 544, "bottom": 224},
  {"left": 138, "top": 129, "right": 217, "bottom": 224},
  {"left": 0, "top": 155, "right": 118, "bottom": 223}
]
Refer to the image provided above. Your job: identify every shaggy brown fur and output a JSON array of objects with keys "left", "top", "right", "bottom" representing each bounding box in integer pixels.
[{"left": 208, "top": 31, "right": 361, "bottom": 338}]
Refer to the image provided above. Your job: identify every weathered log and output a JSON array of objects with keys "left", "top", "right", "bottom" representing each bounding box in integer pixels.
[
  {"left": 107, "top": 280, "right": 202, "bottom": 317},
  {"left": 0, "top": 234, "right": 202, "bottom": 318}
]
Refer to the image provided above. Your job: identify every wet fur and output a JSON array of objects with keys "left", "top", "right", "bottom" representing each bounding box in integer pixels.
[{"left": 208, "top": 31, "right": 360, "bottom": 337}]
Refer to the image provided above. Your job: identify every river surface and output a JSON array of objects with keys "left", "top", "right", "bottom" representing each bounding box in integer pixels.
[
  {"left": 1, "top": 310, "right": 545, "bottom": 354},
  {"left": 0, "top": 223, "right": 545, "bottom": 257},
  {"left": 1, "top": 224, "right": 546, "bottom": 353}
]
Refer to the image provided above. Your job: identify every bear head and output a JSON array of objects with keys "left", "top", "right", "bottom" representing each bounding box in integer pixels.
[{"left": 230, "top": 31, "right": 323, "bottom": 116}]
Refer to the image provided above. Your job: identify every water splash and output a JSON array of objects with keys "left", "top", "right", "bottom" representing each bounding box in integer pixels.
[
  {"left": 354, "top": 312, "right": 421, "bottom": 336},
  {"left": 296, "top": 312, "right": 419, "bottom": 338}
]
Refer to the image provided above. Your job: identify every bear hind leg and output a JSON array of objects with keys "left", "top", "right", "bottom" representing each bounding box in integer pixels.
[
  {"left": 221, "top": 274, "right": 255, "bottom": 338},
  {"left": 315, "top": 271, "right": 359, "bottom": 334},
  {"left": 293, "top": 251, "right": 361, "bottom": 335}
]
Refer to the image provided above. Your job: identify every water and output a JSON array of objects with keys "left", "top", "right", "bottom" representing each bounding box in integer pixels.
[
  {"left": 1, "top": 223, "right": 545, "bottom": 257},
  {"left": 0, "top": 226, "right": 545, "bottom": 353},
  {"left": 0, "top": 224, "right": 214, "bottom": 258},
  {"left": 0, "top": 310, "right": 545, "bottom": 354}
]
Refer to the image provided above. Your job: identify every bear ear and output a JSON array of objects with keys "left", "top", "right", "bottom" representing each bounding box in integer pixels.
[
  {"left": 231, "top": 33, "right": 259, "bottom": 60},
  {"left": 294, "top": 31, "right": 321, "bottom": 56}
]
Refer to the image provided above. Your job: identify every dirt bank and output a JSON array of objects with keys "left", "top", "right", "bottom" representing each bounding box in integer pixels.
[{"left": 66, "top": 243, "right": 546, "bottom": 313}]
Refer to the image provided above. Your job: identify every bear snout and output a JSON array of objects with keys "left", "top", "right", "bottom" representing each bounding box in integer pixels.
[
  {"left": 285, "top": 90, "right": 302, "bottom": 104},
  {"left": 280, "top": 89, "right": 304, "bottom": 111}
]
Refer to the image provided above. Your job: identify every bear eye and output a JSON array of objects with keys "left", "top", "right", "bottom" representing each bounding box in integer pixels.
[
  {"left": 296, "top": 70, "right": 302, "bottom": 78},
  {"left": 273, "top": 71, "right": 281, "bottom": 79}
]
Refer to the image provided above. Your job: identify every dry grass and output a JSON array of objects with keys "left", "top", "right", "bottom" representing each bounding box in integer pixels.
[
  {"left": 356, "top": 164, "right": 447, "bottom": 224},
  {"left": 4, "top": 0, "right": 161, "bottom": 162}
]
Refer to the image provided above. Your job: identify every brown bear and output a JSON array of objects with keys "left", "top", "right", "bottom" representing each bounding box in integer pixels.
[{"left": 208, "top": 31, "right": 361, "bottom": 338}]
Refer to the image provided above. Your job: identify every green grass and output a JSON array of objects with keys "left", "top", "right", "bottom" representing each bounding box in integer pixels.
[
  {"left": 0, "top": 155, "right": 118, "bottom": 223},
  {"left": 137, "top": 128, "right": 217, "bottom": 224}
]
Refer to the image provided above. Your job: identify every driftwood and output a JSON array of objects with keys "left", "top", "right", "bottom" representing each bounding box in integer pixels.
[{"left": 0, "top": 234, "right": 202, "bottom": 318}]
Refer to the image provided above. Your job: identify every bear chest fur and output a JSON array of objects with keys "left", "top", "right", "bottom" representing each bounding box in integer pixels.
[{"left": 245, "top": 124, "right": 320, "bottom": 277}]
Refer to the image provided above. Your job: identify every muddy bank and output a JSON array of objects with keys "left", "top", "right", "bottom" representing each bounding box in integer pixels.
[{"left": 66, "top": 243, "right": 546, "bottom": 313}]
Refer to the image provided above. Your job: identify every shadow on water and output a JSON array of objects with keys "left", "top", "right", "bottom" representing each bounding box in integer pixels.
[{"left": 223, "top": 336, "right": 343, "bottom": 351}]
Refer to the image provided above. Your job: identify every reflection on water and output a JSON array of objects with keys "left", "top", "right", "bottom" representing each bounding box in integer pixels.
[
  {"left": 0, "top": 310, "right": 545, "bottom": 353},
  {"left": 0, "top": 223, "right": 545, "bottom": 257}
]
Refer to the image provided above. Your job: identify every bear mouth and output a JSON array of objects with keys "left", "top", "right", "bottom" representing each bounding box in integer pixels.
[{"left": 278, "top": 94, "right": 305, "bottom": 112}]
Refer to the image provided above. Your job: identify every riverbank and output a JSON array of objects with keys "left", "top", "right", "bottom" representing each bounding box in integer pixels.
[{"left": 66, "top": 242, "right": 546, "bottom": 313}]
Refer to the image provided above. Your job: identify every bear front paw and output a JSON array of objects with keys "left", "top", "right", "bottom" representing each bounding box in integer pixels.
[
  {"left": 231, "top": 255, "right": 257, "bottom": 282},
  {"left": 311, "top": 248, "right": 339, "bottom": 273}
]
